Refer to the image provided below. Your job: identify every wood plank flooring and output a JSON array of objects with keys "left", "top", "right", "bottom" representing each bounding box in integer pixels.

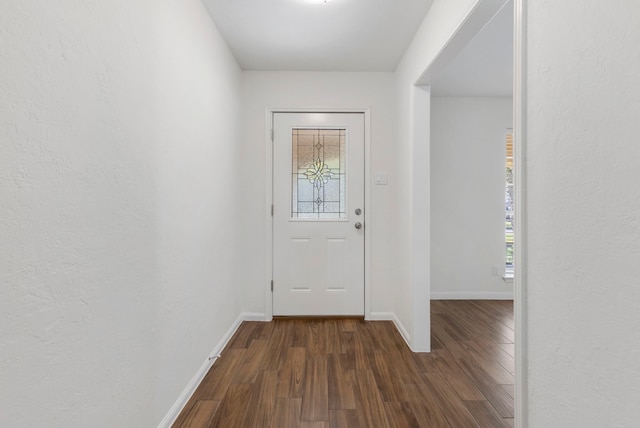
[{"left": 173, "top": 300, "right": 514, "bottom": 427}]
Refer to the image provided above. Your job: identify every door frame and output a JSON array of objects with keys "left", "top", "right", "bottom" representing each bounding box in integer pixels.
[{"left": 264, "top": 108, "right": 371, "bottom": 321}]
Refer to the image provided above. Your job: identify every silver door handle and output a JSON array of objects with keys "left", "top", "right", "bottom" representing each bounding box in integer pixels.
[{"left": 355, "top": 222, "right": 363, "bottom": 230}]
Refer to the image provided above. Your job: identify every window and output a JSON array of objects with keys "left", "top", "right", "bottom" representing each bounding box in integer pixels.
[
  {"left": 291, "top": 128, "right": 346, "bottom": 219},
  {"left": 505, "top": 131, "right": 514, "bottom": 277}
]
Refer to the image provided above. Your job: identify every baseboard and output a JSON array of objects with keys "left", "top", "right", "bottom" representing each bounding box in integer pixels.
[
  {"left": 431, "top": 291, "right": 514, "bottom": 300},
  {"left": 369, "top": 311, "right": 395, "bottom": 322},
  {"left": 370, "top": 312, "right": 413, "bottom": 351},
  {"left": 158, "top": 312, "right": 264, "bottom": 428},
  {"left": 242, "top": 312, "right": 268, "bottom": 321}
]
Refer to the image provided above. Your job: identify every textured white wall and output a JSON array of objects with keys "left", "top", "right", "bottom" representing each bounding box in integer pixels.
[
  {"left": 526, "top": 1, "right": 640, "bottom": 426},
  {"left": 394, "top": 0, "right": 479, "bottom": 346},
  {"left": 0, "top": 1, "right": 242, "bottom": 426},
  {"left": 431, "top": 97, "right": 513, "bottom": 298},
  {"left": 240, "top": 71, "right": 397, "bottom": 317}
]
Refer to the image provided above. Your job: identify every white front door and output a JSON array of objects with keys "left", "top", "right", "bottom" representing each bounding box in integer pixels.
[{"left": 272, "top": 112, "right": 365, "bottom": 316}]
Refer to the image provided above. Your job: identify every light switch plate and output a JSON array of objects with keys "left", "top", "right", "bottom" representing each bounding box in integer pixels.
[{"left": 374, "top": 172, "right": 388, "bottom": 185}]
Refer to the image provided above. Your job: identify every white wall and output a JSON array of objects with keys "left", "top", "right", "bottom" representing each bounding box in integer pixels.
[
  {"left": 394, "top": 0, "right": 483, "bottom": 350},
  {"left": 240, "top": 71, "right": 397, "bottom": 318},
  {"left": 525, "top": 1, "right": 640, "bottom": 426},
  {"left": 0, "top": 1, "right": 243, "bottom": 426},
  {"left": 430, "top": 97, "right": 513, "bottom": 299}
]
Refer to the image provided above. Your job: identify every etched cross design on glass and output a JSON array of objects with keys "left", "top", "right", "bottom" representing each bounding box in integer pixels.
[{"left": 304, "top": 158, "right": 334, "bottom": 188}]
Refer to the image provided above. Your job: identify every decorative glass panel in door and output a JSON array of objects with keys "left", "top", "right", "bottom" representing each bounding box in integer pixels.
[{"left": 291, "top": 128, "right": 346, "bottom": 219}]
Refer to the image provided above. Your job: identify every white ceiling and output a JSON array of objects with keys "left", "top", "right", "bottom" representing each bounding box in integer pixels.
[
  {"left": 201, "top": 0, "right": 435, "bottom": 71},
  {"left": 201, "top": 0, "right": 513, "bottom": 96},
  {"left": 430, "top": 0, "right": 513, "bottom": 96}
]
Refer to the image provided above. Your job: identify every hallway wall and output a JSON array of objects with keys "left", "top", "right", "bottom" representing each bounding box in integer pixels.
[
  {"left": 430, "top": 96, "right": 513, "bottom": 299},
  {"left": 525, "top": 0, "right": 640, "bottom": 425},
  {"left": 0, "top": 1, "right": 243, "bottom": 426},
  {"left": 393, "top": 0, "right": 481, "bottom": 351}
]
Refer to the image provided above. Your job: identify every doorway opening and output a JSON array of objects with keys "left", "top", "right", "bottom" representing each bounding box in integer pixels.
[{"left": 411, "top": 0, "right": 525, "bottom": 425}]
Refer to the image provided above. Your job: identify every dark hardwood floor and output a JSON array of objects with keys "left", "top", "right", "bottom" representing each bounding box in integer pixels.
[{"left": 173, "top": 300, "right": 514, "bottom": 427}]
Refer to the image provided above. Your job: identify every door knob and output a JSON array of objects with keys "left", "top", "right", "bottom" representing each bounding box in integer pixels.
[{"left": 355, "top": 222, "right": 363, "bottom": 230}]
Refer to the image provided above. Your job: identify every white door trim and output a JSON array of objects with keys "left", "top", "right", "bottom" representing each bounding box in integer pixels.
[
  {"left": 410, "top": 85, "right": 431, "bottom": 352},
  {"left": 264, "top": 108, "right": 371, "bottom": 321},
  {"left": 514, "top": 0, "right": 528, "bottom": 426}
]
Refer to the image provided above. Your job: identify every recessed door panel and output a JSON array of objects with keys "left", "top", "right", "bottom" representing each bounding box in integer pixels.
[
  {"left": 290, "top": 238, "right": 312, "bottom": 291},
  {"left": 326, "top": 238, "right": 346, "bottom": 291}
]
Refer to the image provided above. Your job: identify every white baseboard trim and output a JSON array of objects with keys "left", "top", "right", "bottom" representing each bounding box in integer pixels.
[
  {"left": 242, "top": 312, "right": 268, "bottom": 321},
  {"left": 431, "top": 291, "right": 514, "bottom": 300},
  {"left": 369, "top": 312, "right": 395, "bottom": 322},
  {"left": 370, "top": 312, "right": 413, "bottom": 351},
  {"left": 158, "top": 312, "right": 264, "bottom": 428}
]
